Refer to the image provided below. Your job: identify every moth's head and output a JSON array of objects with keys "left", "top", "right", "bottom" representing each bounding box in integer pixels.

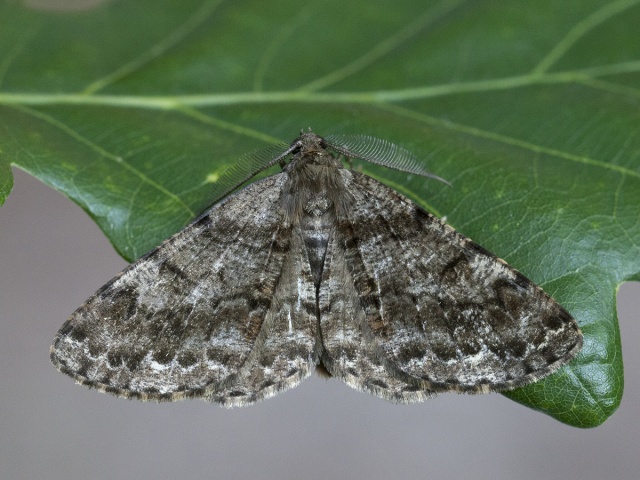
[{"left": 292, "top": 129, "right": 328, "bottom": 157}]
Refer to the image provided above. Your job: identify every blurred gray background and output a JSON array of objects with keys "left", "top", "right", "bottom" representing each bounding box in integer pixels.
[{"left": 1, "top": 167, "right": 638, "bottom": 480}]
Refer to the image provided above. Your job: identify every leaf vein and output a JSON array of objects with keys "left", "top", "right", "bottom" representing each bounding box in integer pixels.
[
  {"left": 296, "top": 0, "right": 469, "bottom": 92},
  {"left": 375, "top": 103, "right": 640, "bottom": 181},
  {"left": 531, "top": 0, "right": 640, "bottom": 75},
  {"left": 8, "top": 104, "right": 194, "bottom": 216},
  {"left": 81, "top": 0, "right": 225, "bottom": 94}
]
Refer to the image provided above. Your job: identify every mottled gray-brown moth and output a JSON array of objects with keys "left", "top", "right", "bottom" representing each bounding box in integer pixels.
[{"left": 51, "top": 130, "right": 582, "bottom": 407}]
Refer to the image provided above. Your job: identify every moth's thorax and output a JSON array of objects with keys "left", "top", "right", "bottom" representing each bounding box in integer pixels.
[
  {"left": 282, "top": 149, "right": 352, "bottom": 226},
  {"left": 282, "top": 140, "right": 352, "bottom": 288}
]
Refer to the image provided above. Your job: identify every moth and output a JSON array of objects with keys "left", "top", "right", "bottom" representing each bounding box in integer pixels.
[{"left": 51, "top": 130, "right": 582, "bottom": 407}]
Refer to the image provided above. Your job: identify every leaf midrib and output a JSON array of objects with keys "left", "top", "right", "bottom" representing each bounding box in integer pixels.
[
  {"left": 4, "top": 59, "right": 640, "bottom": 108},
  {"left": 4, "top": 59, "right": 640, "bottom": 185}
]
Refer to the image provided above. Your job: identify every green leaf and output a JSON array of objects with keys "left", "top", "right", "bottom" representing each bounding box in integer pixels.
[{"left": 1, "top": 0, "right": 638, "bottom": 427}]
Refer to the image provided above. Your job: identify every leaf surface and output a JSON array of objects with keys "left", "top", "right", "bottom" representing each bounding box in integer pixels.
[{"left": 1, "top": 0, "right": 638, "bottom": 427}]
